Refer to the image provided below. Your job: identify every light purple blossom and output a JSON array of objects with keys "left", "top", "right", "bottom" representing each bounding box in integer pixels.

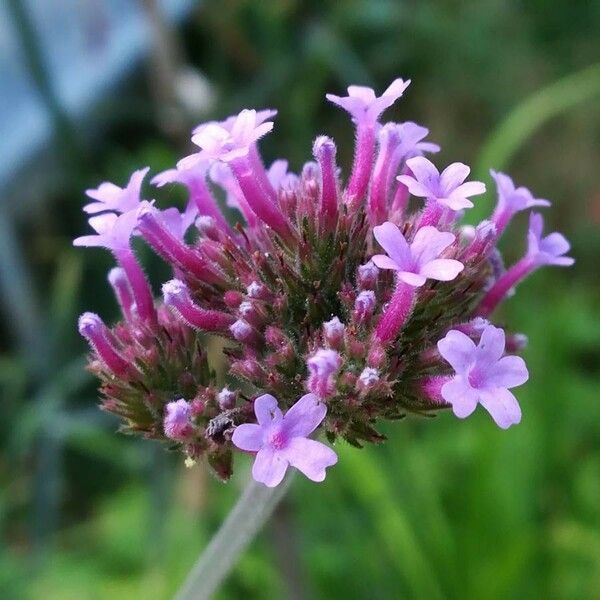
[
  {"left": 491, "top": 170, "right": 550, "bottom": 234},
  {"left": 526, "top": 212, "right": 574, "bottom": 267},
  {"left": 232, "top": 393, "right": 337, "bottom": 487},
  {"left": 164, "top": 399, "right": 194, "bottom": 441},
  {"left": 397, "top": 156, "right": 485, "bottom": 210},
  {"left": 73, "top": 209, "right": 140, "bottom": 251},
  {"left": 372, "top": 222, "right": 464, "bottom": 287},
  {"left": 396, "top": 121, "right": 440, "bottom": 158},
  {"left": 438, "top": 325, "right": 529, "bottom": 429},
  {"left": 191, "top": 109, "right": 274, "bottom": 162},
  {"left": 83, "top": 167, "right": 149, "bottom": 214},
  {"left": 477, "top": 212, "right": 574, "bottom": 317},
  {"left": 326, "top": 78, "right": 410, "bottom": 125},
  {"left": 191, "top": 109, "right": 277, "bottom": 137},
  {"left": 266, "top": 159, "right": 290, "bottom": 189}
]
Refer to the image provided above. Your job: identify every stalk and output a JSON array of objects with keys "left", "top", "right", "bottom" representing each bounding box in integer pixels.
[{"left": 174, "top": 473, "right": 294, "bottom": 600}]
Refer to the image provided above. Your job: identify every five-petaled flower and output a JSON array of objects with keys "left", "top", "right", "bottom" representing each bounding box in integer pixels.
[
  {"left": 372, "top": 221, "right": 464, "bottom": 286},
  {"left": 73, "top": 210, "right": 140, "bottom": 251},
  {"left": 83, "top": 167, "right": 149, "bottom": 214},
  {"left": 232, "top": 393, "right": 338, "bottom": 487},
  {"left": 438, "top": 325, "right": 529, "bottom": 429},
  {"left": 397, "top": 156, "right": 485, "bottom": 210},
  {"left": 326, "top": 78, "right": 411, "bottom": 125},
  {"left": 491, "top": 170, "right": 551, "bottom": 235},
  {"left": 526, "top": 212, "right": 575, "bottom": 267},
  {"left": 191, "top": 109, "right": 275, "bottom": 162}
]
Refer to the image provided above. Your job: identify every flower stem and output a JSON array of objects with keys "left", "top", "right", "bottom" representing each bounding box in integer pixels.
[{"left": 174, "top": 473, "right": 294, "bottom": 600}]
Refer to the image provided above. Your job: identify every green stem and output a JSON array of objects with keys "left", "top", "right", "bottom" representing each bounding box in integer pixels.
[{"left": 174, "top": 473, "right": 294, "bottom": 600}]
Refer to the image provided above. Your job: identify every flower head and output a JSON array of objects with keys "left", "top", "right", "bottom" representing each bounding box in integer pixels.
[
  {"left": 438, "top": 325, "right": 529, "bottom": 428},
  {"left": 232, "top": 393, "right": 337, "bottom": 487},
  {"left": 527, "top": 212, "right": 574, "bottom": 267},
  {"left": 83, "top": 167, "right": 149, "bottom": 214},
  {"left": 326, "top": 78, "right": 410, "bottom": 125},
  {"left": 372, "top": 222, "right": 464, "bottom": 286},
  {"left": 397, "top": 157, "right": 485, "bottom": 210},
  {"left": 75, "top": 74, "right": 571, "bottom": 484}
]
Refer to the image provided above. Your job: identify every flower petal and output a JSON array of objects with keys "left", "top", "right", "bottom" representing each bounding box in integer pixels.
[
  {"left": 441, "top": 377, "right": 479, "bottom": 419},
  {"left": 485, "top": 355, "right": 529, "bottom": 389},
  {"left": 282, "top": 393, "right": 327, "bottom": 438},
  {"left": 373, "top": 222, "right": 411, "bottom": 269},
  {"left": 405, "top": 156, "right": 439, "bottom": 190},
  {"left": 284, "top": 438, "right": 338, "bottom": 482},
  {"left": 396, "top": 175, "right": 434, "bottom": 198},
  {"left": 439, "top": 162, "right": 470, "bottom": 195},
  {"left": 437, "top": 330, "right": 476, "bottom": 373},
  {"left": 478, "top": 388, "right": 522, "bottom": 429},
  {"left": 253, "top": 394, "right": 281, "bottom": 426},
  {"left": 397, "top": 271, "right": 427, "bottom": 287},
  {"left": 476, "top": 325, "right": 505, "bottom": 367},
  {"left": 371, "top": 255, "right": 399, "bottom": 270},
  {"left": 232, "top": 423, "right": 264, "bottom": 452},
  {"left": 420, "top": 258, "right": 464, "bottom": 281},
  {"left": 449, "top": 180, "right": 486, "bottom": 199},
  {"left": 252, "top": 448, "right": 289, "bottom": 487},
  {"left": 410, "top": 226, "right": 455, "bottom": 266}
]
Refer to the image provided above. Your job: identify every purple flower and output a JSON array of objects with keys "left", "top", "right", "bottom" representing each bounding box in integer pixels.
[
  {"left": 437, "top": 325, "right": 529, "bottom": 429},
  {"left": 526, "top": 212, "right": 574, "bottom": 267},
  {"left": 156, "top": 206, "right": 198, "bottom": 242},
  {"left": 266, "top": 159, "right": 290, "bottom": 189},
  {"left": 491, "top": 170, "right": 550, "bottom": 234},
  {"left": 397, "top": 157, "right": 485, "bottom": 210},
  {"left": 232, "top": 393, "right": 337, "bottom": 487},
  {"left": 326, "top": 78, "right": 410, "bottom": 125},
  {"left": 477, "top": 212, "right": 574, "bottom": 317},
  {"left": 164, "top": 399, "right": 194, "bottom": 441},
  {"left": 73, "top": 209, "right": 140, "bottom": 251},
  {"left": 372, "top": 222, "right": 464, "bottom": 287},
  {"left": 396, "top": 121, "right": 440, "bottom": 158},
  {"left": 191, "top": 109, "right": 274, "bottom": 162},
  {"left": 83, "top": 167, "right": 149, "bottom": 214}
]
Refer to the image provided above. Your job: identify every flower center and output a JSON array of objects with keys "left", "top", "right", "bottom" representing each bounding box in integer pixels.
[
  {"left": 269, "top": 430, "right": 287, "bottom": 450},
  {"left": 468, "top": 366, "right": 485, "bottom": 389}
]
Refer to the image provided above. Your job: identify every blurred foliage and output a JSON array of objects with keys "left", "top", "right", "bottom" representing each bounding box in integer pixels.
[{"left": 1, "top": 0, "right": 599, "bottom": 598}]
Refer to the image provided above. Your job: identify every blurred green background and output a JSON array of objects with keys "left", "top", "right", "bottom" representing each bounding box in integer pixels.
[{"left": 1, "top": 1, "right": 599, "bottom": 598}]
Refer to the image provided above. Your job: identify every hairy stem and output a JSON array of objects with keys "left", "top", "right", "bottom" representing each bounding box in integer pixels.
[{"left": 174, "top": 473, "right": 294, "bottom": 600}]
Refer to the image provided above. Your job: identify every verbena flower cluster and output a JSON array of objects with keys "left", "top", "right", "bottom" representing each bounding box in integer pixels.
[{"left": 76, "top": 78, "right": 573, "bottom": 487}]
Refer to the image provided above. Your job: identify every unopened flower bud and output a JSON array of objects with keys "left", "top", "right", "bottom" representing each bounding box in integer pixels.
[
  {"left": 164, "top": 399, "right": 194, "bottom": 441},
  {"left": 307, "top": 348, "right": 342, "bottom": 398},
  {"left": 217, "top": 387, "right": 237, "bottom": 410},
  {"left": 357, "top": 261, "right": 379, "bottom": 289},
  {"left": 354, "top": 290, "right": 376, "bottom": 322}
]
